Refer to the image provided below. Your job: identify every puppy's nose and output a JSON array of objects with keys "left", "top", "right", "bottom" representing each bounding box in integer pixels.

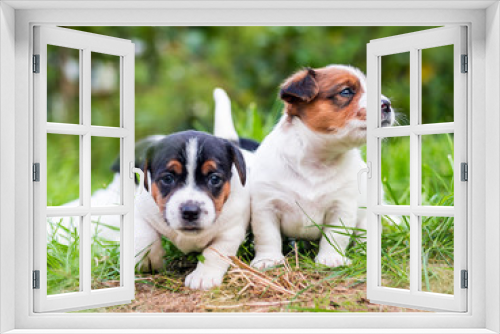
[
  {"left": 381, "top": 99, "right": 391, "bottom": 113},
  {"left": 180, "top": 203, "right": 201, "bottom": 222}
]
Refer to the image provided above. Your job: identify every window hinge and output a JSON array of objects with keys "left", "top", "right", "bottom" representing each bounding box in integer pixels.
[
  {"left": 33, "top": 163, "right": 40, "bottom": 182},
  {"left": 461, "top": 270, "right": 468, "bottom": 289},
  {"left": 33, "top": 54, "right": 40, "bottom": 73},
  {"left": 33, "top": 270, "right": 40, "bottom": 289},
  {"left": 461, "top": 162, "right": 468, "bottom": 181},
  {"left": 461, "top": 54, "right": 468, "bottom": 73}
]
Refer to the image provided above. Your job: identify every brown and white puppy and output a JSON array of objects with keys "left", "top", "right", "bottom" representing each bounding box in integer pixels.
[
  {"left": 249, "top": 65, "right": 394, "bottom": 269},
  {"left": 133, "top": 130, "right": 250, "bottom": 290}
]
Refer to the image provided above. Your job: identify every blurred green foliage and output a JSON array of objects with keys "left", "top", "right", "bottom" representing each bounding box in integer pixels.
[
  {"left": 69, "top": 26, "right": 440, "bottom": 137},
  {"left": 47, "top": 26, "right": 456, "bottom": 206},
  {"left": 380, "top": 45, "right": 454, "bottom": 125}
]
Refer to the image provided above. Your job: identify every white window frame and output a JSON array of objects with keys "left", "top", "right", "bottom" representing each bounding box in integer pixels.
[
  {"left": 0, "top": 2, "right": 499, "bottom": 333},
  {"left": 33, "top": 26, "right": 136, "bottom": 312},
  {"left": 366, "top": 26, "right": 468, "bottom": 312}
]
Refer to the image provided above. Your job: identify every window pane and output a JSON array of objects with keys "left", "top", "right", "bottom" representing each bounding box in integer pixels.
[
  {"left": 91, "top": 52, "right": 120, "bottom": 127},
  {"left": 421, "top": 216, "right": 454, "bottom": 294},
  {"left": 91, "top": 137, "right": 121, "bottom": 206},
  {"left": 421, "top": 45, "right": 454, "bottom": 124},
  {"left": 381, "top": 136, "right": 410, "bottom": 205},
  {"left": 381, "top": 52, "right": 410, "bottom": 127},
  {"left": 421, "top": 134, "right": 454, "bottom": 206},
  {"left": 381, "top": 215, "right": 410, "bottom": 290},
  {"left": 47, "top": 216, "right": 80, "bottom": 295},
  {"left": 47, "top": 45, "right": 80, "bottom": 124},
  {"left": 47, "top": 133, "right": 80, "bottom": 206},
  {"left": 91, "top": 215, "right": 121, "bottom": 290}
]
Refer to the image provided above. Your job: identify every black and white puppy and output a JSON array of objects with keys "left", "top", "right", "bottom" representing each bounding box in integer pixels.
[{"left": 133, "top": 130, "right": 250, "bottom": 290}]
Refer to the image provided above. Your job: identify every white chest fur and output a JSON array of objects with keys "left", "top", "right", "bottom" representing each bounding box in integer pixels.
[{"left": 250, "top": 116, "right": 365, "bottom": 239}]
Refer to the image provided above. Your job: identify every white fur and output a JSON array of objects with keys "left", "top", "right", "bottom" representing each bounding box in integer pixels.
[
  {"left": 213, "top": 87, "right": 256, "bottom": 169},
  {"left": 164, "top": 189, "right": 217, "bottom": 233},
  {"left": 213, "top": 88, "right": 239, "bottom": 142},
  {"left": 249, "top": 65, "right": 372, "bottom": 269},
  {"left": 249, "top": 118, "right": 366, "bottom": 268},
  {"left": 185, "top": 137, "right": 198, "bottom": 187},
  {"left": 55, "top": 174, "right": 123, "bottom": 244}
]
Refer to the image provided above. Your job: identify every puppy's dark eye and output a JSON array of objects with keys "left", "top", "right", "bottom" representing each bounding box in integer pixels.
[
  {"left": 160, "top": 173, "right": 175, "bottom": 186},
  {"left": 339, "top": 88, "right": 354, "bottom": 97},
  {"left": 208, "top": 174, "right": 223, "bottom": 187}
]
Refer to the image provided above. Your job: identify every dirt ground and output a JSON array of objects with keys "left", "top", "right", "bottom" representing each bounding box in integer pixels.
[
  {"left": 92, "top": 278, "right": 422, "bottom": 313},
  {"left": 89, "top": 256, "right": 425, "bottom": 313}
]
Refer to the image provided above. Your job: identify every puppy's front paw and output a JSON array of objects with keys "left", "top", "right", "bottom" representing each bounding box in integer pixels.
[
  {"left": 315, "top": 252, "right": 351, "bottom": 267},
  {"left": 185, "top": 266, "right": 224, "bottom": 290},
  {"left": 250, "top": 253, "right": 285, "bottom": 270}
]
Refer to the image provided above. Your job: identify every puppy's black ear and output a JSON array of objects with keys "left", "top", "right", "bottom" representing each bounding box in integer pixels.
[
  {"left": 142, "top": 145, "right": 154, "bottom": 192},
  {"left": 227, "top": 142, "right": 246, "bottom": 186},
  {"left": 279, "top": 68, "right": 319, "bottom": 104}
]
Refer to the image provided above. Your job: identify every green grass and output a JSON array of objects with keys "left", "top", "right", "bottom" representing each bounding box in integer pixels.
[
  {"left": 47, "top": 217, "right": 80, "bottom": 295},
  {"left": 47, "top": 217, "right": 121, "bottom": 295}
]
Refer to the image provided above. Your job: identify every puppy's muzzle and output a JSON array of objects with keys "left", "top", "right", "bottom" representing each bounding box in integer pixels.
[
  {"left": 381, "top": 98, "right": 393, "bottom": 127},
  {"left": 180, "top": 201, "right": 202, "bottom": 230}
]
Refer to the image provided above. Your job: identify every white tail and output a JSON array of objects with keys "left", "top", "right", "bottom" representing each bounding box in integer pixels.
[{"left": 213, "top": 88, "right": 239, "bottom": 141}]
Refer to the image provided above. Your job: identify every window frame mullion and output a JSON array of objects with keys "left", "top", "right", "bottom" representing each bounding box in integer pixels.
[{"left": 409, "top": 47, "right": 420, "bottom": 294}]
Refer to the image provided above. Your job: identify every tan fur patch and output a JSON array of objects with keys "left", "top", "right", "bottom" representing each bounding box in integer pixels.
[
  {"left": 201, "top": 160, "right": 230, "bottom": 214},
  {"left": 151, "top": 183, "right": 170, "bottom": 214},
  {"left": 166, "top": 160, "right": 183, "bottom": 174},
  {"left": 201, "top": 160, "right": 217, "bottom": 175},
  {"left": 284, "top": 67, "right": 366, "bottom": 134},
  {"left": 212, "top": 181, "right": 231, "bottom": 214}
]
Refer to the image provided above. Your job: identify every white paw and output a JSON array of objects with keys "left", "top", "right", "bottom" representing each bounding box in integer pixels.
[
  {"left": 250, "top": 253, "right": 285, "bottom": 270},
  {"left": 315, "top": 252, "right": 351, "bottom": 267},
  {"left": 185, "top": 266, "right": 224, "bottom": 290}
]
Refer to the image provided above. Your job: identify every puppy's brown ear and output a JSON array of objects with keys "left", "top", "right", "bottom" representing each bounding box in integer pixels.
[
  {"left": 279, "top": 68, "right": 319, "bottom": 105},
  {"left": 227, "top": 142, "right": 246, "bottom": 186}
]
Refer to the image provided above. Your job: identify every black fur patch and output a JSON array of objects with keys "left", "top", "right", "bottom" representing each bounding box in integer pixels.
[{"left": 238, "top": 137, "right": 259, "bottom": 152}]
